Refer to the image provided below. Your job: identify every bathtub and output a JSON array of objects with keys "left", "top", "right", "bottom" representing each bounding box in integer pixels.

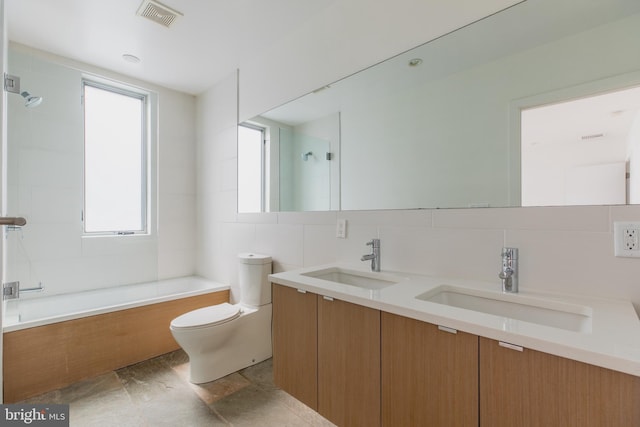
[
  {"left": 3, "top": 276, "right": 231, "bottom": 402},
  {"left": 3, "top": 276, "right": 229, "bottom": 332}
]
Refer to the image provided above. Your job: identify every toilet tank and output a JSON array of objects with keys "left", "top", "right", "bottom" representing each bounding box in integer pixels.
[{"left": 238, "top": 253, "right": 272, "bottom": 307}]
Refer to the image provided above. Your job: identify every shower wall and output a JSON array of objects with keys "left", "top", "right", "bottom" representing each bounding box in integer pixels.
[
  {"left": 279, "top": 112, "right": 340, "bottom": 211},
  {"left": 6, "top": 44, "right": 197, "bottom": 297}
]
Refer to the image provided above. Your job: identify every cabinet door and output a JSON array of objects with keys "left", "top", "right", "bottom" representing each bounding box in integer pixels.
[
  {"left": 480, "top": 337, "right": 640, "bottom": 427},
  {"left": 272, "top": 284, "right": 318, "bottom": 410},
  {"left": 318, "top": 296, "right": 381, "bottom": 427},
  {"left": 381, "top": 313, "right": 478, "bottom": 427}
]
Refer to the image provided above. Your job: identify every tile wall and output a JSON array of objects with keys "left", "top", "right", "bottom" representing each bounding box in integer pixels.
[
  {"left": 6, "top": 44, "right": 197, "bottom": 296},
  {"left": 197, "top": 72, "right": 640, "bottom": 315}
]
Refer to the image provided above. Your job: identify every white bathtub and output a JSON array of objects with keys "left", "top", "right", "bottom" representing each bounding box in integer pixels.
[{"left": 3, "top": 276, "right": 229, "bottom": 332}]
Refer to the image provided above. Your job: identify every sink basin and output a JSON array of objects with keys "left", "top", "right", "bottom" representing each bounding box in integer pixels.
[
  {"left": 301, "top": 267, "right": 401, "bottom": 290},
  {"left": 416, "top": 285, "right": 592, "bottom": 333}
]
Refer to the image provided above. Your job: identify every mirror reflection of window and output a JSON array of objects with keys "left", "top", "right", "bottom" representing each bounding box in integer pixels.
[
  {"left": 521, "top": 85, "right": 640, "bottom": 207},
  {"left": 238, "top": 124, "right": 266, "bottom": 213}
]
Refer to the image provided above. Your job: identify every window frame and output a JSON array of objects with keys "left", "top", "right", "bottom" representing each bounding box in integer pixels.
[
  {"left": 238, "top": 122, "right": 267, "bottom": 213},
  {"left": 82, "top": 78, "right": 149, "bottom": 236}
]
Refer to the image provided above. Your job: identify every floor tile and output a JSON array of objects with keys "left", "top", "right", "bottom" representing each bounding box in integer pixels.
[
  {"left": 18, "top": 351, "right": 332, "bottom": 427},
  {"left": 116, "top": 357, "right": 226, "bottom": 426},
  {"left": 22, "top": 372, "right": 123, "bottom": 405},
  {"left": 174, "top": 362, "right": 251, "bottom": 405},
  {"left": 210, "top": 384, "right": 311, "bottom": 426},
  {"left": 68, "top": 387, "right": 143, "bottom": 427},
  {"left": 239, "top": 358, "right": 277, "bottom": 391},
  {"left": 272, "top": 390, "right": 336, "bottom": 427}
]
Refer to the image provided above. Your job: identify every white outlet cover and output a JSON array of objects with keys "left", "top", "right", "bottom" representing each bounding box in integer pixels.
[
  {"left": 614, "top": 222, "right": 640, "bottom": 258},
  {"left": 336, "top": 218, "right": 347, "bottom": 239}
]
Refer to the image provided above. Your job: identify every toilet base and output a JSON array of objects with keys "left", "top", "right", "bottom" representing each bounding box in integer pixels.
[{"left": 187, "top": 304, "right": 273, "bottom": 384}]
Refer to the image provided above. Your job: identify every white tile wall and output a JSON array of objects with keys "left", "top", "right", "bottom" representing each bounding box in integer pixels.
[
  {"left": 6, "top": 45, "right": 197, "bottom": 296},
  {"left": 197, "top": 74, "right": 640, "bottom": 315}
]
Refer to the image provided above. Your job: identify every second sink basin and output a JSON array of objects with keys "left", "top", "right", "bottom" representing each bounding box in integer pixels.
[
  {"left": 416, "top": 285, "right": 593, "bottom": 333},
  {"left": 301, "top": 267, "right": 401, "bottom": 290}
]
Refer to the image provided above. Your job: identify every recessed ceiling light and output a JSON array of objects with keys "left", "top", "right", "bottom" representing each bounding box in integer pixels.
[{"left": 122, "top": 54, "right": 141, "bottom": 64}]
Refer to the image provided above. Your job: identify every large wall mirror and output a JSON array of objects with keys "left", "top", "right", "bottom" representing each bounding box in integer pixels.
[{"left": 238, "top": 0, "right": 640, "bottom": 212}]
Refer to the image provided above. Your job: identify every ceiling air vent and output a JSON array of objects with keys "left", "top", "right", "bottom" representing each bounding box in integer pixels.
[
  {"left": 137, "top": 0, "right": 183, "bottom": 28},
  {"left": 580, "top": 133, "right": 605, "bottom": 140}
]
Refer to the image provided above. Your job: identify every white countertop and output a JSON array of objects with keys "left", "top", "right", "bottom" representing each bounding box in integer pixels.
[{"left": 269, "top": 263, "right": 640, "bottom": 377}]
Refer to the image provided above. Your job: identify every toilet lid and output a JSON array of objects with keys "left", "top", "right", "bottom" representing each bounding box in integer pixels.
[{"left": 170, "top": 303, "right": 241, "bottom": 329}]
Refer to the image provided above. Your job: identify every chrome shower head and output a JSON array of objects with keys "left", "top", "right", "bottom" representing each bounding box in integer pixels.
[{"left": 20, "top": 91, "right": 43, "bottom": 108}]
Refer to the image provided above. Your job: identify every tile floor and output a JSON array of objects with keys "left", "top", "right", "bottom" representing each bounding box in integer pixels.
[{"left": 22, "top": 350, "right": 335, "bottom": 427}]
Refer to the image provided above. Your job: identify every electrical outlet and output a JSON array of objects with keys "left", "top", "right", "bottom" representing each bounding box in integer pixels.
[
  {"left": 624, "top": 229, "right": 638, "bottom": 250},
  {"left": 336, "top": 218, "right": 347, "bottom": 239},
  {"left": 614, "top": 222, "right": 640, "bottom": 257}
]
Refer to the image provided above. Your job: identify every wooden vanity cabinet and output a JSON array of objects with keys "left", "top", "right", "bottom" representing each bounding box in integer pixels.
[
  {"left": 479, "top": 337, "right": 640, "bottom": 427},
  {"left": 272, "top": 284, "right": 318, "bottom": 410},
  {"left": 318, "top": 296, "right": 381, "bottom": 427},
  {"left": 272, "top": 284, "right": 381, "bottom": 426},
  {"left": 381, "top": 312, "right": 479, "bottom": 427},
  {"left": 274, "top": 283, "right": 640, "bottom": 427}
]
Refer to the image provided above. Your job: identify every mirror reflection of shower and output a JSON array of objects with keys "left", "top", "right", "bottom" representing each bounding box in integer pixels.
[{"left": 21, "top": 91, "right": 43, "bottom": 108}]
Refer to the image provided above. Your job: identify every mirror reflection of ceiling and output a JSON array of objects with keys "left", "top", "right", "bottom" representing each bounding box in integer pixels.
[
  {"left": 247, "top": 0, "right": 640, "bottom": 212},
  {"left": 262, "top": 0, "right": 640, "bottom": 125}
]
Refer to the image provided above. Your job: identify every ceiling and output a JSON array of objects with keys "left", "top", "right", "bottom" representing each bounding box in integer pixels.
[
  {"left": 261, "top": 0, "right": 640, "bottom": 126},
  {"left": 6, "top": 0, "right": 336, "bottom": 95}
]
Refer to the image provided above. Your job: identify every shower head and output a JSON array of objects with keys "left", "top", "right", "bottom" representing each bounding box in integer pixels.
[{"left": 20, "top": 91, "right": 43, "bottom": 108}]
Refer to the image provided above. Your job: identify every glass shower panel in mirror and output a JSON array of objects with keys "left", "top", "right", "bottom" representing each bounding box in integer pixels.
[
  {"left": 279, "top": 129, "right": 332, "bottom": 212},
  {"left": 240, "top": 112, "right": 340, "bottom": 212}
]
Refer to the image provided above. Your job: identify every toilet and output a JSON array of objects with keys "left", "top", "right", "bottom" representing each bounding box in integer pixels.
[{"left": 170, "top": 253, "right": 273, "bottom": 384}]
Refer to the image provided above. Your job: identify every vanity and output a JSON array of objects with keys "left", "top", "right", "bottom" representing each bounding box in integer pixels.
[{"left": 269, "top": 265, "right": 640, "bottom": 427}]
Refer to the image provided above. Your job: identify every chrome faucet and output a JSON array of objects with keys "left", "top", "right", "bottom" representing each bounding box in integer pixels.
[
  {"left": 361, "top": 238, "right": 380, "bottom": 272},
  {"left": 499, "top": 247, "right": 518, "bottom": 293}
]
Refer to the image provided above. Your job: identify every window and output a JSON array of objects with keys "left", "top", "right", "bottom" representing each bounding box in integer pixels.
[
  {"left": 83, "top": 80, "right": 147, "bottom": 234},
  {"left": 238, "top": 124, "right": 266, "bottom": 212}
]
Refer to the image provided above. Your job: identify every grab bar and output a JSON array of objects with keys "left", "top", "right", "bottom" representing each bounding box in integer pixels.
[
  {"left": 0, "top": 217, "right": 26, "bottom": 226},
  {"left": 2, "top": 281, "right": 44, "bottom": 300},
  {"left": 21, "top": 282, "right": 44, "bottom": 293}
]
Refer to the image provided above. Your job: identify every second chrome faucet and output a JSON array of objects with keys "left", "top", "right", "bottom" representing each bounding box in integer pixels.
[
  {"left": 361, "top": 238, "right": 381, "bottom": 272},
  {"left": 499, "top": 247, "right": 518, "bottom": 293}
]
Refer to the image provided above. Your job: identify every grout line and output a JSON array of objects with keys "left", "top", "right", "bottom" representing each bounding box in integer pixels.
[{"left": 209, "top": 405, "right": 232, "bottom": 426}]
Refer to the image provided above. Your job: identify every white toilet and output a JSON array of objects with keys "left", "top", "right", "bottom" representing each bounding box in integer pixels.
[{"left": 170, "top": 253, "right": 273, "bottom": 384}]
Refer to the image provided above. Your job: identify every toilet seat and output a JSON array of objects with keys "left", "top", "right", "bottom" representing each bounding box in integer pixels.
[{"left": 170, "top": 303, "right": 241, "bottom": 329}]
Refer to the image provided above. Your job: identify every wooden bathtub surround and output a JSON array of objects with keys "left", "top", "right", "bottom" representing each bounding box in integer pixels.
[{"left": 3, "top": 290, "right": 229, "bottom": 403}]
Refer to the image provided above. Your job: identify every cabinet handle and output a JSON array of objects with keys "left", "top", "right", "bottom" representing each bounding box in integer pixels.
[
  {"left": 297, "top": 289, "right": 307, "bottom": 294},
  {"left": 437, "top": 325, "right": 457, "bottom": 334},
  {"left": 323, "top": 295, "right": 334, "bottom": 301},
  {"left": 499, "top": 341, "right": 524, "bottom": 352}
]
